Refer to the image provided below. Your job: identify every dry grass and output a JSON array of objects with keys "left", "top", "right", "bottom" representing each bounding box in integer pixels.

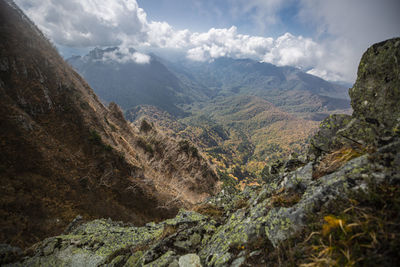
[
  {"left": 269, "top": 188, "right": 302, "bottom": 208},
  {"left": 301, "top": 183, "right": 400, "bottom": 266},
  {"left": 192, "top": 203, "right": 224, "bottom": 220},
  {"left": 234, "top": 198, "right": 249, "bottom": 210},
  {"left": 313, "top": 147, "right": 365, "bottom": 179},
  {"left": 250, "top": 182, "right": 400, "bottom": 266}
]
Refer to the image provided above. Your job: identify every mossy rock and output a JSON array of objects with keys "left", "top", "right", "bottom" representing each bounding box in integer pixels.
[
  {"left": 350, "top": 38, "right": 400, "bottom": 138},
  {"left": 308, "top": 114, "right": 352, "bottom": 159}
]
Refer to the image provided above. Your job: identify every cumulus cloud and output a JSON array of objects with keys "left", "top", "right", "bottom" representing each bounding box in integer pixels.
[
  {"left": 14, "top": 0, "right": 148, "bottom": 47},
  {"left": 186, "top": 27, "right": 274, "bottom": 61},
  {"left": 227, "top": 0, "right": 400, "bottom": 81},
  {"left": 14, "top": 0, "right": 400, "bottom": 82},
  {"left": 262, "top": 33, "right": 323, "bottom": 69}
]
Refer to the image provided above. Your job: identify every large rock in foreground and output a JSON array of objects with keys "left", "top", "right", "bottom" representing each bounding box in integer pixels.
[
  {"left": 309, "top": 38, "right": 400, "bottom": 163},
  {"left": 350, "top": 38, "right": 400, "bottom": 134}
]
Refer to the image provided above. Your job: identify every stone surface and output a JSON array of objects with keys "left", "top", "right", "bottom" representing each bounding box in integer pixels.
[
  {"left": 308, "top": 114, "right": 352, "bottom": 159},
  {"left": 350, "top": 38, "right": 400, "bottom": 133},
  {"left": 178, "top": 254, "right": 202, "bottom": 267},
  {"left": 6, "top": 139, "right": 400, "bottom": 266}
]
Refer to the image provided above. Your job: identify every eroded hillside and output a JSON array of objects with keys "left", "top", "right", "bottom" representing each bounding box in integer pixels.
[{"left": 0, "top": 0, "right": 217, "bottom": 248}]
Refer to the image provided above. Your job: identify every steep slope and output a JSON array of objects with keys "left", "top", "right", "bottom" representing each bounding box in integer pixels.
[
  {"left": 0, "top": 0, "right": 217, "bottom": 248},
  {"left": 7, "top": 38, "right": 399, "bottom": 267},
  {"left": 67, "top": 48, "right": 209, "bottom": 117}
]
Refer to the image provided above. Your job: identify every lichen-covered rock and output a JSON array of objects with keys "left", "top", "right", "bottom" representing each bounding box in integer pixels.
[
  {"left": 307, "top": 38, "right": 400, "bottom": 181},
  {"left": 350, "top": 38, "right": 400, "bottom": 136},
  {"left": 6, "top": 139, "right": 400, "bottom": 266},
  {"left": 309, "top": 38, "right": 400, "bottom": 158},
  {"left": 178, "top": 254, "right": 202, "bottom": 267},
  {"left": 308, "top": 114, "right": 352, "bottom": 160}
]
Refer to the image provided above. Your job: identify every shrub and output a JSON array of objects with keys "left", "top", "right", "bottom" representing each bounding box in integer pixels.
[
  {"left": 136, "top": 138, "right": 154, "bottom": 155},
  {"left": 139, "top": 119, "right": 152, "bottom": 133},
  {"left": 89, "top": 130, "right": 102, "bottom": 145},
  {"left": 178, "top": 140, "right": 200, "bottom": 158},
  {"left": 88, "top": 130, "right": 113, "bottom": 152}
]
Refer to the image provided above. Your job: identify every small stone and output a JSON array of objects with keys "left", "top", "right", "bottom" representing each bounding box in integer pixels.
[
  {"left": 231, "top": 256, "right": 246, "bottom": 267},
  {"left": 169, "top": 259, "right": 180, "bottom": 267},
  {"left": 249, "top": 250, "right": 262, "bottom": 257},
  {"left": 178, "top": 254, "right": 202, "bottom": 267}
]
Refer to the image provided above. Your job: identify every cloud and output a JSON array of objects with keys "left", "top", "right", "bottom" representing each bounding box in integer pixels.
[
  {"left": 14, "top": 0, "right": 148, "bottom": 47},
  {"left": 228, "top": 0, "right": 400, "bottom": 81},
  {"left": 14, "top": 0, "right": 400, "bottom": 83},
  {"left": 297, "top": 0, "right": 400, "bottom": 82},
  {"left": 228, "top": 0, "right": 290, "bottom": 32},
  {"left": 103, "top": 49, "right": 150, "bottom": 64},
  {"left": 186, "top": 26, "right": 274, "bottom": 61},
  {"left": 262, "top": 33, "right": 323, "bottom": 69}
]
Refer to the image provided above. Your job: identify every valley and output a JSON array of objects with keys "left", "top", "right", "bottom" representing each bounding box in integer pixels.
[{"left": 69, "top": 48, "right": 352, "bottom": 183}]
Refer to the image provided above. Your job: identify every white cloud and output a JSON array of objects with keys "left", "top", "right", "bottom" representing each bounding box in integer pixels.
[
  {"left": 186, "top": 27, "right": 274, "bottom": 62},
  {"left": 306, "top": 68, "right": 343, "bottom": 83},
  {"left": 14, "top": 0, "right": 148, "bottom": 47},
  {"left": 262, "top": 33, "right": 323, "bottom": 69},
  {"left": 297, "top": 0, "right": 400, "bottom": 82},
  {"left": 227, "top": 0, "right": 400, "bottom": 81},
  {"left": 14, "top": 0, "right": 399, "bottom": 83},
  {"left": 103, "top": 49, "right": 150, "bottom": 64}
]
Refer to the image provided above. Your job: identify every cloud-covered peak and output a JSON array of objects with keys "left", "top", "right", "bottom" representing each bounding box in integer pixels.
[{"left": 103, "top": 50, "right": 151, "bottom": 64}]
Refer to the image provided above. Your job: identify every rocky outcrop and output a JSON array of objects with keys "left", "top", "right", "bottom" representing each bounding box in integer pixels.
[
  {"left": 309, "top": 38, "right": 400, "bottom": 162},
  {"left": 6, "top": 138, "right": 399, "bottom": 266},
  {"left": 350, "top": 38, "right": 400, "bottom": 135},
  {"left": 308, "top": 38, "right": 400, "bottom": 180}
]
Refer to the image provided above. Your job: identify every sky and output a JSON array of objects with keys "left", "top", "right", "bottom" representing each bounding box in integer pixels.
[{"left": 13, "top": 0, "right": 400, "bottom": 83}]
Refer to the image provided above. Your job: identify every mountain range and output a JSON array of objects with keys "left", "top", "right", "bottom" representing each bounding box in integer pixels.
[{"left": 68, "top": 47, "right": 352, "bottom": 181}]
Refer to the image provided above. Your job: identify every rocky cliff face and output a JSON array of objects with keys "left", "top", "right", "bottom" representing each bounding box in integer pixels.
[
  {"left": 0, "top": 0, "right": 217, "bottom": 250},
  {"left": 5, "top": 38, "right": 399, "bottom": 266}
]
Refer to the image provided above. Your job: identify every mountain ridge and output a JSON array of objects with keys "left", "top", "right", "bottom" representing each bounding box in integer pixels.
[{"left": 0, "top": 0, "right": 218, "bottom": 248}]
